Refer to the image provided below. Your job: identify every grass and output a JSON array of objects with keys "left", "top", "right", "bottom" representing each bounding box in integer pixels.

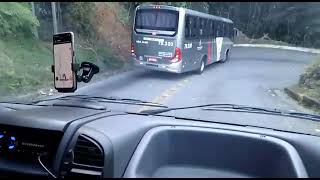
[
  {"left": 288, "top": 57, "right": 320, "bottom": 113},
  {"left": 0, "top": 37, "right": 53, "bottom": 98},
  {"left": 75, "top": 41, "right": 124, "bottom": 72},
  {"left": 0, "top": 36, "right": 124, "bottom": 101}
]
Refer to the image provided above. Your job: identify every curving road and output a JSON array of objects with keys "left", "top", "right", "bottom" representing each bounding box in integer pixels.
[{"left": 77, "top": 47, "right": 317, "bottom": 113}]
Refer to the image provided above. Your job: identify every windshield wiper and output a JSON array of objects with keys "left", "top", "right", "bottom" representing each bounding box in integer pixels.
[
  {"left": 140, "top": 103, "right": 320, "bottom": 121},
  {"left": 56, "top": 95, "right": 166, "bottom": 107},
  {"left": 283, "top": 112, "right": 320, "bottom": 120},
  {"left": 0, "top": 95, "right": 167, "bottom": 108},
  {"left": 203, "top": 104, "right": 283, "bottom": 114},
  {"left": 141, "top": 104, "right": 279, "bottom": 114}
]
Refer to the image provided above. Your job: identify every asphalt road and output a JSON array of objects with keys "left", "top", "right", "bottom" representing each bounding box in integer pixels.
[{"left": 77, "top": 46, "right": 317, "bottom": 114}]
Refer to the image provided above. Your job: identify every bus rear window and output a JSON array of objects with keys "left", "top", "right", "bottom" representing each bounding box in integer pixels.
[{"left": 134, "top": 9, "right": 179, "bottom": 33}]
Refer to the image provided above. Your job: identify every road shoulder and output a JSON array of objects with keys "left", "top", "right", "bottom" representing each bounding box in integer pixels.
[{"left": 284, "top": 87, "right": 320, "bottom": 112}]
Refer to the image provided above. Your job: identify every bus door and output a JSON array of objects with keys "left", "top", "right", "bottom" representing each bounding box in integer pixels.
[
  {"left": 183, "top": 16, "right": 205, "bottom": 71},
  {"left": 207, "top": 19, "right": 215, "bottom": 65},
  {"left": 182, "top": 15, "right": 198, "bottom": 71},
  {"left": 215, "top": 21, "right": 224, "bottom": 62}
]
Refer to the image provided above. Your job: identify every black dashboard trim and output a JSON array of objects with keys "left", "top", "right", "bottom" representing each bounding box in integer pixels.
[
  {"left": 72, "top": 126, "right": 115, "bottom": 178},
  {"left": 139, "top": 113, "right": 318, "bottom": 137},
  {"left": 124, "top": 125, "right": 308, "bottom": 178},
  {"left": 53, "top": 112, "right": 127, "bottom": 176}
]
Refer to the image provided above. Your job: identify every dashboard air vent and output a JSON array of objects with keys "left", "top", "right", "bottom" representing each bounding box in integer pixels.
[{"left": 73, "top": 135, "right": 104, "bottom": 167}]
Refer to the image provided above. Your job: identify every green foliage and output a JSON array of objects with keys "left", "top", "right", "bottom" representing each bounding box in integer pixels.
[
  {"left": 305, "top": 58, "right": 320, "bottom": 77},
  {"left": 295, "top": 57, "right": 320, "bottom": 105},
  {"left": 208, "top": 2, "right": 320, "bottom": 48},
  {"left": 75, "top": 42, "right": 123, "bottom": 72},
  {"left": 0, "top": 36, "right": 124, "bottom": 99},
  {"left": 105, "top": 2, "right": 130, "bottom": 26},
  {"left": 0, "top": 37, "right": 52, "bottom": 97},
  {"left": 0, "top": 2, "right": 39, "bottom": 37}
]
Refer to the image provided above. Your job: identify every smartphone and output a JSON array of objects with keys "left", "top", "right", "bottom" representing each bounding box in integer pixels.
[{"left": 53, "top": 32, "right": 77, "bottom": 92}]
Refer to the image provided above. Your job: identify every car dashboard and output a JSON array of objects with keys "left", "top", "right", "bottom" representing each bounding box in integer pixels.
[{"left": 0, "top": 104, "right": 319, "bottom": 178}]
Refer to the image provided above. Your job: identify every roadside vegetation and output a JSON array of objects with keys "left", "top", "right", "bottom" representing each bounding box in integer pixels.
[
  {"left": 296, "top": 58, "right": 320, "bottom": 100},
  {"left": 0, "top": 2, "right": 127, "bottom": 100},
  {"left": 284, "top": 57, "right": 320, "bottom": 113},
  {"left": 233, "top": 30, "right": 290, "bottom": 46}
]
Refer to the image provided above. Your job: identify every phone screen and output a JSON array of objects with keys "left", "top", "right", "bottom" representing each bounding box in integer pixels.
[
  {"left": 54, "top": 43, "right": 73, "bottom": 88},
  {"left": 53, "top": 32, "right": 76, "bottom": 91}
]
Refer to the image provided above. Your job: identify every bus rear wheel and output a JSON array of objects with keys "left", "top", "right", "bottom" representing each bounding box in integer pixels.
[
  {"left": 197, "top": 59, "right": 205, "bottom": 74},
  {"left": 221, "top": 50, "right": 229, "bottom": 63}
]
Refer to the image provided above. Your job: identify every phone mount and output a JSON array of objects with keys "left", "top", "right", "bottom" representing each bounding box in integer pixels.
[
  {"left": 51, "top": 61, "right": 99, "bottom": 93},
  {"left": 76, "top": 62, "right": 99, "bottom": 83},
  {"left": 52, "top": 62, "right": 99, "bottom": 83}
]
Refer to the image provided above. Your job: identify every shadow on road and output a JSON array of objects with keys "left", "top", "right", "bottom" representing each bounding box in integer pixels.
[
  {"left": 132, "top": 61, "right": 227, "bottom": 80},
  {"left": 133, "top": 69, "right": 194, "bottom": 80}
]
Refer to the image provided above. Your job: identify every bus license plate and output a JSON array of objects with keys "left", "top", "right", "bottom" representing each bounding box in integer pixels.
[{"left": 148, "top": 58, "right": 157, "bottom": 62}]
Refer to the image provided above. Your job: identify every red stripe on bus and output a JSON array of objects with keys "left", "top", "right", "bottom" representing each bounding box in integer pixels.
[{"left": 208, "top": 41, "right": 212, "bottom": 64}]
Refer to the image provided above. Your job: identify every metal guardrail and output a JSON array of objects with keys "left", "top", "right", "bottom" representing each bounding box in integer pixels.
[{"left": 234, "top": 44, "right": 320, "bottom": 54}]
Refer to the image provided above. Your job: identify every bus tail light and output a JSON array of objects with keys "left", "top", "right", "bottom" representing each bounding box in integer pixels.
[
  {"left": 170, "top": 48, "right": 182, "bottom": 63},
  {"left": 131, "top": 43, "right": 136, "bottom": 57}
]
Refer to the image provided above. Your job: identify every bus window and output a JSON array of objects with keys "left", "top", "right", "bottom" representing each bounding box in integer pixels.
[
  {"left": 200, "top": 18, "right": 204, "bottom": 37},
  {"left": 221, "top": 22, "right": 224, "bottom": 37},
  {"left": 225, "top": 23, "right": 229, "bottom": 38},
  {"left": 210, "top": 20, "right": 215, "bottom": 38},
  {"left": 231, "top": 24, "right": 234, "bottom": 39},
  {"left": 215, "top": 21, "right": 220, "bottom": 37},
  {"left": 185, "top": 16, "right": 191, "bottom": 38},
  {"left": 204, "top": 19, "right": 209, "bottom": 38},
  {"left": 196, "top": 17, "right": 200, "bottom": 38},
  {"left": 227, "top": 23, "right": 230, "bottom": 38},
  {"left": 191, "top": 16, "right": 199, "bottom": 38},
  {"left": 209, "top": 20, "right": 211, "bottom": 37},
  {"left": 222, "top": 22, "right": 226, "bottom": 37},
  {"left": 227, "top": 23, "right": 231, "bottom": 39},
  {"left": 229, "top": 24, "right": 232, "bottom": 38},
  {"left": 231, "top": 24, "right": 235, "bottom": 39},
  {"left": 134, "top": 9, "right": 179, "bottom": 36}
]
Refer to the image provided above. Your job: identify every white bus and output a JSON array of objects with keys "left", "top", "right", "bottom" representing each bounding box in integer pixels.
[{"left": 131, "top": 5, "right": 235, "bottom": 74}]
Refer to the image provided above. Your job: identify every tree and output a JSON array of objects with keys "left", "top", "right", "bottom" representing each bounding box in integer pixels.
[
  {"left": 208, "top": 2, "right": 320, "bottom": 48},
  {"left": 0, "top": 2, "right": 39, "bottom": 37}
]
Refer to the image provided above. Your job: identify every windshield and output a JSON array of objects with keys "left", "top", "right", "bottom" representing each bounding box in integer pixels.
[
  {"left": 1, "top": 2, "right": 320, "bottom": 136},
  {"left": 134, "top": 9, "right": 179, "bottom": 32}
]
